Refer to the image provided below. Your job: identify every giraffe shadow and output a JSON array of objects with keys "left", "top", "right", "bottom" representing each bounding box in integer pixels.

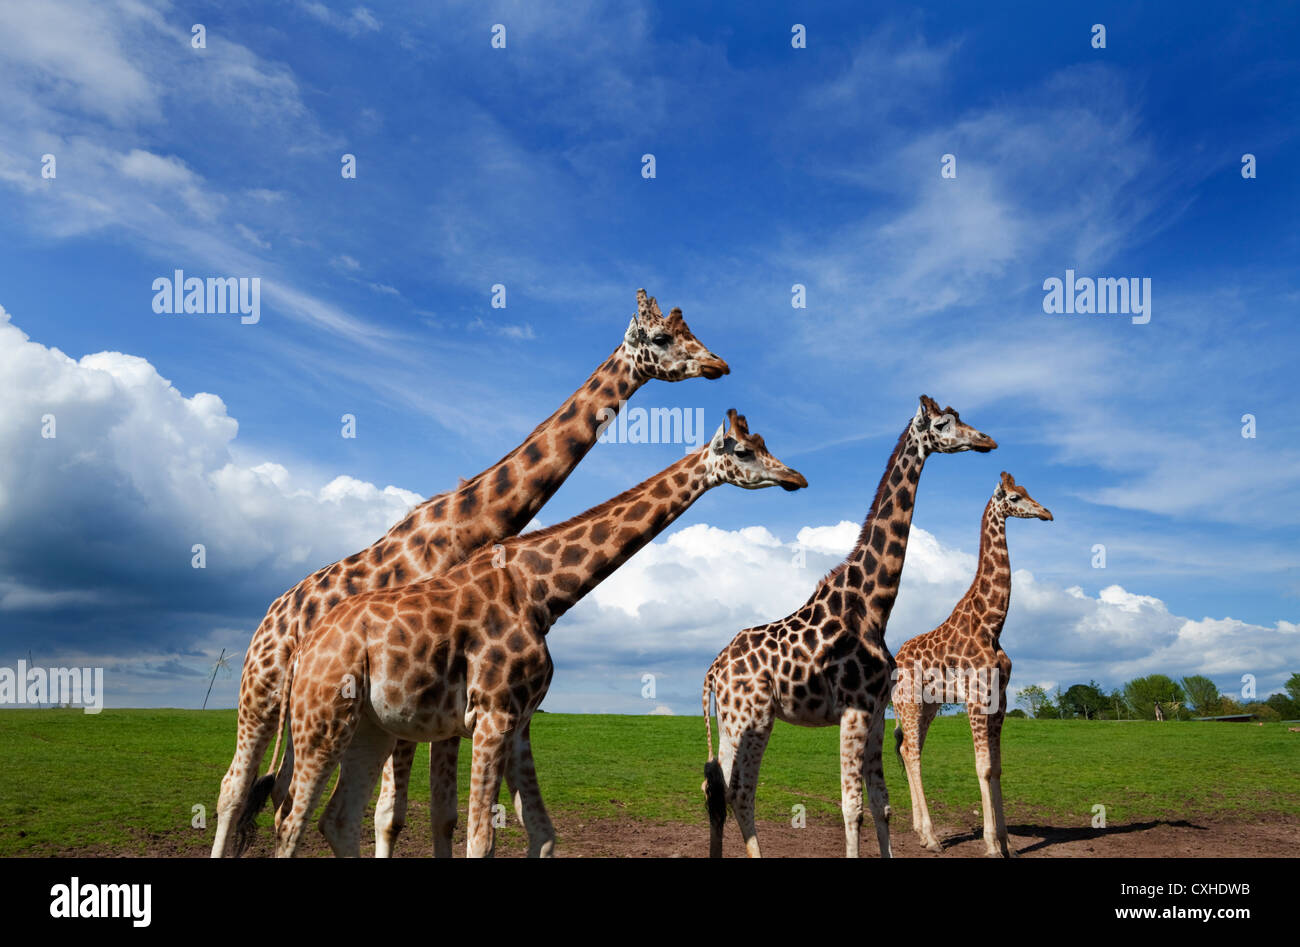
[{"left": 939, "top": 819, "right": 1206, "bottom": 855}]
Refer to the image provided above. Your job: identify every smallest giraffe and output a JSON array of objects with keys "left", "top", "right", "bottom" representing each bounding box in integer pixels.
[{"left": 892, "top": 471, "right": 1052, "bottom": 858}]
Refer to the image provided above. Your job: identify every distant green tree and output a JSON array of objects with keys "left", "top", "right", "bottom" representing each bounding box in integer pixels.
[
  {"left": 1264, "top": 692, "right": 1299, "bottom": 720},
  {"left": 1247, "top": 702, "right": 1281, "bottom": 722},
  {"left": 1106, "top": 689, "right": 1129, "bottom": 720},
  {"left": 1218, "top": 695, "right": 1244, "bottom": 715},
  {"left": 1016, "top": 684, "right": 1055, "bottom": 719},
  {"left": 1180, "top": 675, "right": 1222, "bottom": 716},
  {"left": 1285, "top": 672, "right": 1300, "bottom": 705},
  {"left": 1006, "top": 708, "right": 1028, "bottom": 718},
  {"left": 1060, "top": 681, "right": 1108, "bottom": 719},
  {"left": 1122, "top": 674, "right": 1186, "bottom": 720}
]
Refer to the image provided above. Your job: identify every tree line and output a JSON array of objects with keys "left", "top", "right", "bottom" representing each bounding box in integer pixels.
[{"left": 1006, "top": 672, "right": 1300, "bottom": 721}]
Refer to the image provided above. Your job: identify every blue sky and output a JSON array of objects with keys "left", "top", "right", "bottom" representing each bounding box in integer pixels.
[{"left": 0, "top": 0, "right": 1297, "bottom": 713}]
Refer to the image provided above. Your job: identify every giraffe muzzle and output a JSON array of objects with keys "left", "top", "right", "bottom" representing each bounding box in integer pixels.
[
  {"left": 697, "top": 355, "right": 730, "bottom": 379},
  {"left": 779, "top": 470, "right": 809, "bottom": 491}
]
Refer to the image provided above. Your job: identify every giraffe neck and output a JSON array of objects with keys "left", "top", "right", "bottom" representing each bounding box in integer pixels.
[
  {"left": 511, "top": 450, "right": 712, "bottom": 626},
  {"left": 967, "top": 499, "right": 1011, "bottom": 630},
  {"left": 401, "top": 344, "right": 645, "bottom": 557},
  {"left": 827, "top": 418, "right": 929, "bottom": 637}
]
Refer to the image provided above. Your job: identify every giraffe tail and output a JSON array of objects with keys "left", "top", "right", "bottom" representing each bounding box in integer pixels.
[
  {"left": 701, "top": 671, "right": 727, "bottom": 845},
  {"left": 233, "top": 658, "right": 295, "bottom": 856},
  {"left": 893, "top": 722, "right": 904, "bottom": 761}
]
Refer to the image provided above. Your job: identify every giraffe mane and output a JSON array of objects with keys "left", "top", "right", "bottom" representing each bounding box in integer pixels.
[
  {"left": 816, "top": 416, "right": 913, "bottom": 590},
  {"left": 513, "top": 494, "right": 627, "bottom": 545},
  {"left": 509, "top": 459, "right": 687, "bottom": 546}
]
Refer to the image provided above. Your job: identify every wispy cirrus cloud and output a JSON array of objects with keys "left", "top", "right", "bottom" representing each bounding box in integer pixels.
[{"left": 297, "top": 2, "right": 382, "bottom": 36}]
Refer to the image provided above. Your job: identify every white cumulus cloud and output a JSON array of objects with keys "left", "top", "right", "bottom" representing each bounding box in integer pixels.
[{"left": 0, "top": 304, "right": 424, "bottom": 700}]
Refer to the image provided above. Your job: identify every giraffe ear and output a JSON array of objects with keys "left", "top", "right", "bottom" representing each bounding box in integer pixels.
[
  {"left": 625, "top": 317, "right": 644, "bottom": 345},
  {"left": 709, "top": 421, "right": 727, "bottom": 451}
]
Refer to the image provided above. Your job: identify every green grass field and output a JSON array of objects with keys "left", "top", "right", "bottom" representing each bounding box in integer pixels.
[{"left": 0, "top": 709, "right": 1296, "bottom": 855}]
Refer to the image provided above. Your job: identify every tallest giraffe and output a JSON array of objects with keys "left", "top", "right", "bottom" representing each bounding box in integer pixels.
[{"left": 212, "top": 290, "right": 729, "bottom": 857}]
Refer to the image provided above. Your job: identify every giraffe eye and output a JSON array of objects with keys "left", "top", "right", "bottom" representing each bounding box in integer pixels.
[
  {"left": 652, "top": 334, "right": 670, "bottom": 346},
  {"left": 733, "top": 446, "right": 749, "bottom": 457},
  {"left": 1008, "top": 495, "right": 1020, "bottom": 502},
  {"left": 934, "top": 418, "right": 949, "bottom": 430}
]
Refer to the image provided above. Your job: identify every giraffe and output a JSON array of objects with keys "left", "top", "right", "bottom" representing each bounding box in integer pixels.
[
  {"left": 272, "top": 409, "right": 807, "bottom": 857},
  {"left": 210, "top": 289, "right": 729, "bottom": 858},
  {"left": 701, "top": 395, "right": 998, "bottom": 858},
  {"left": 892, "top": 471, "right": 1052, "bottom": 857}
]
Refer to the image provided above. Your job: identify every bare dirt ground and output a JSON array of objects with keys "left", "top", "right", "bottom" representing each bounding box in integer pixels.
[
  {"left": 52, "top": 812, "right": 1300, "bottom": 858},
  {"left": 531, "top": 815, "right": 1299, "bottom": 858},
  {"left": 490, "top": 814, "right": 1299, "bottom": 858}
]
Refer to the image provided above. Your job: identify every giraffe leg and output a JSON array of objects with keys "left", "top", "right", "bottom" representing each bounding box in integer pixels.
[
  {"left": 318, "top": 713, "right": 398, "bottom": 857},
  {"left": 373, "top": 740, "right": 415, "bottom": 857},
  {"left": 839, "top": 708, "right": 868, "bottom": 858},
  {"left": 466, "top": 709, "right": 513, "bottom": 859},
  {"left": 269, "top": 729, "right": 294, "bottom": 811},
  {"left": 274, "top": 756, "right": 334, "bottom": 858},
  {"left": 863, "top": 699, "right": 892, "bottom": 858},
  {"left": 275, "top": 703, "right": 357, "bottom": 858},
  {"left": 211, "top": 687, "right": 279, "bottom": 857},
  {"left": 891, "top": 666, "right": 923, "bottom": 828},
  {"left": 993, "top": 723, "right": 1013, "bottom": 858},
  {"left": 506, "top": 721, "right": 556, "bottom": 858},
  {"left": 727, "top": 710, "right": 773, "bottom": 859},
  {"left": 968, "top": 705, "right": 1007, "bottom": 857},
  {"left": 899, "top": 697, "right": 942, "bottom": 851},
  {"left": 429, "top": 736, "right": 461, "bottom": 858},
  {"left": 983, "top": 704, "right": 1015, "bottom": 857},
  {"left": 708, "top": 711, "right": 739, "bottom": 859}
]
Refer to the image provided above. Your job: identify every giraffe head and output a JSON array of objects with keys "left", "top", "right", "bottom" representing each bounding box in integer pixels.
[
  {"left": 993, "top": 471, "right": 1053, "bottom": 520},
  {"left": 624, "top": 288, "right": 730, "bottom": 381},
  {"left": 705, "top": 408, "right": 808, "bottom": 491},
  {"left": 912, "top": 394, "right": 998, "bottom": 454}
]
